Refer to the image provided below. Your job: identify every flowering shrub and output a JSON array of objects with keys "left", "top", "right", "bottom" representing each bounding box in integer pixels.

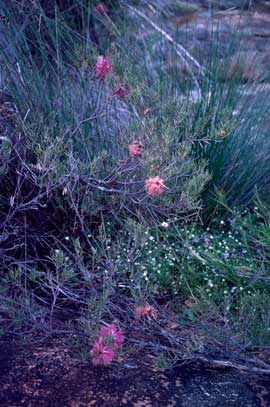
[
  {"left": 3, "top": 0, "right": 270, "bottom": 363},
  {"left": 0, "top": 0, "right": 212, "bottom": 345}
]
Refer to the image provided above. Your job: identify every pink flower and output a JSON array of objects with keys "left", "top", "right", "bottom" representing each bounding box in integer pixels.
[
  {"left": 95, "top": 56, "right": 112, "bottom": 79},
  {"left": 112, "top": 84, "right": 129, "bottom": 99},
  {"left": 128, "top": 140, "right": 143, "bottom": 158},
  {"left": 119, "top": 159, "right": 126, "bottom": 167},
  {"left": 145, "top": 176, "right": 166, "bottom": 196},
  {"left": 91, "top": 341, "right": 115, "bottom": 366},
  {"left": 135, "top": 303, "right": 158, "bottom": 320},
  {"left": 95, "top": 2, "right": 108, "bottom": 14},
  {"left": 99, "top": 324, "right": 124, "bottom": 349}
]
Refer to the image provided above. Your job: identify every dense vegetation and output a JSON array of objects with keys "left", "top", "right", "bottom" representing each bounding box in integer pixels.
[{"left": 1, "top": 0, "right": 270, "bottom": 370}]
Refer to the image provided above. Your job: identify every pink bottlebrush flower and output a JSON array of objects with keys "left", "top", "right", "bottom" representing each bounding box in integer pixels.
[
  {"left": 95, "top": 2, "right": 108, "bottom": 14},
  {"left": 128, "top": 140, "right": 144, "bottom": 158},
  {"left": 95, "top": 56, "right": 112, "bottom": 79},
  {"left": 99, "top": 324, "right": 124, "bottom": 349},
  {"left": 145, "top": 176, "right": 166, "bottom": 196},
  {"left": 112, "top": 84, "right": 129, "bottom": 99},
  {"left": 119, "top": 159, "right": 126, "bottom": 167},
  {"left": 135, "top": 303, "right": 158, "bottom": 321},
  {"left": 91, "top": 341, "right": 115, "bottom": 366}
]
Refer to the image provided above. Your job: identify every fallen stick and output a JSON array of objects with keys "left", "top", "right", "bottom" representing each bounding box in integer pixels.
[
  {"left": 197, "top": 356, "right": 270, "bottom": 376},
  {"left": 129, "top": 339, "right": 270, "bottom": 376}
]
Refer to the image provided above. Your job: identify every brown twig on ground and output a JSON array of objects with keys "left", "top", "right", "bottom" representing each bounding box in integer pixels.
[{"left": 197, "top": 356, "right": 270, "bottom": 376}]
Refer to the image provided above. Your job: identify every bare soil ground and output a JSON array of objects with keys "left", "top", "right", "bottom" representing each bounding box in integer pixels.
[{"left": 1, "top": 334, "right": 270, "bottom": 407}]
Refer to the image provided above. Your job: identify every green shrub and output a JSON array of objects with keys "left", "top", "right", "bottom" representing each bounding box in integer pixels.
[
  {"left": 0, "top": 1, "right": 210, "bottom": 330},
  {"left": 1, "top": 1, "right": 270, "bottom": 363}
]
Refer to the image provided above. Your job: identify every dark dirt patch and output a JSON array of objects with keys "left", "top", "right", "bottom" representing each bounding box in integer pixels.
[{"left": 1, "top": 335, "right": 269, "bottom": 407}]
